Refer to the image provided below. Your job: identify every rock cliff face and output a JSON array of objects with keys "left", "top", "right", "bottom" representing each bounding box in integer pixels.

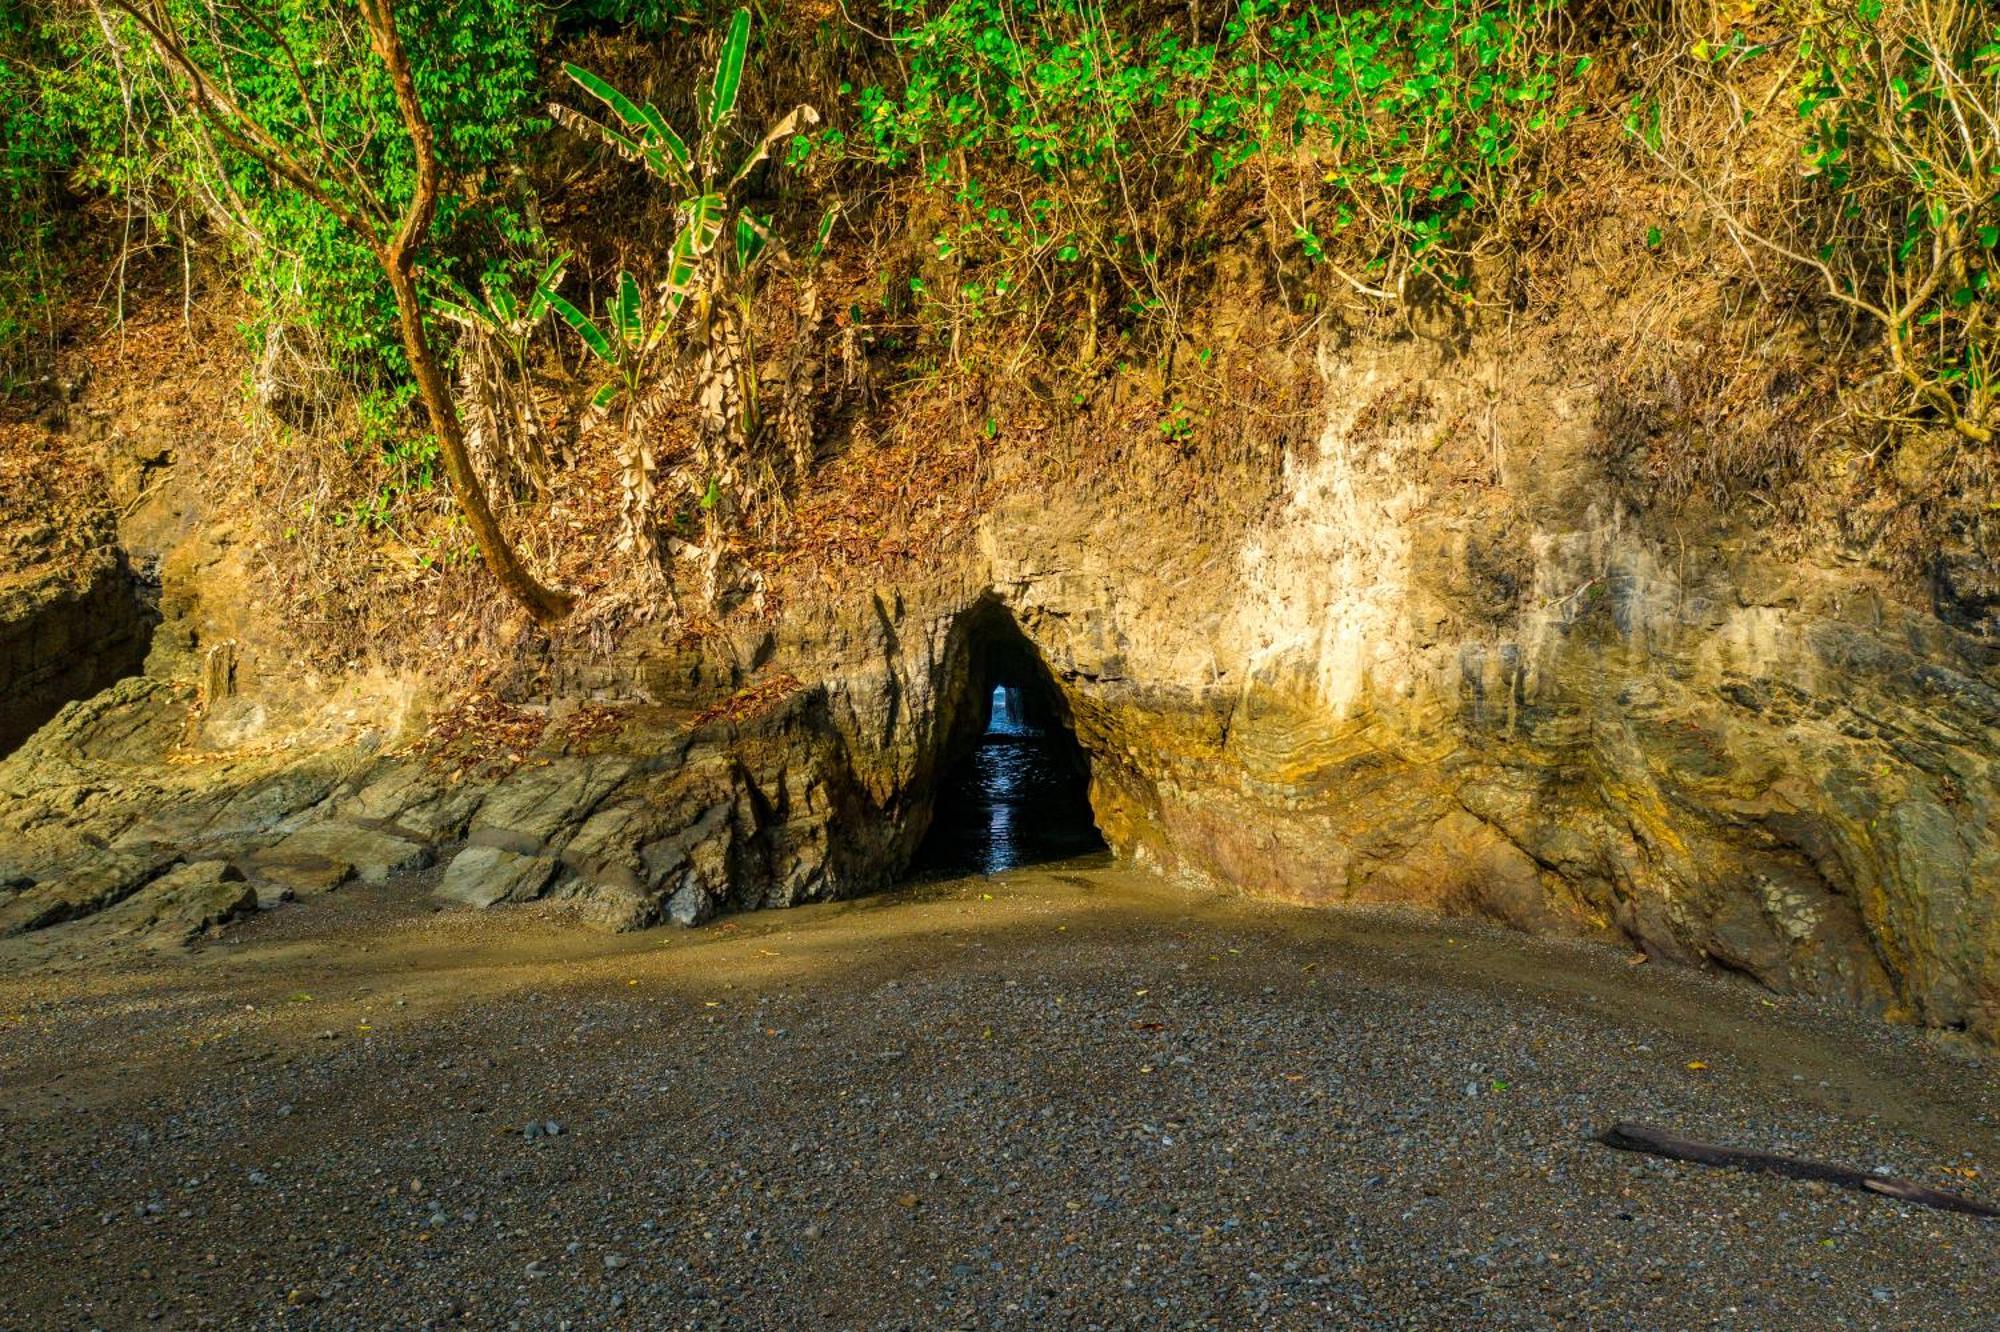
[
  {"left": 948, "top": 338, "right": 1999, "bottom": 1041},
  {"left": 0, "top": 548, "right": 155, "bottom": 756},
  {"left": 0, "top": 424, "right": 157, "bottom": 759},
  {"left": 695, "top": 333, "right": 1997, "bottom": 1041},
  {"left": 3, "top": 330, "right": 1996, "bottom": 1043}
]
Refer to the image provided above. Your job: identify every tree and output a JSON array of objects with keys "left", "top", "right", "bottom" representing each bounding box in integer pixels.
[{"left": 100, "top": 0, "right": 574, "bottom": 623}]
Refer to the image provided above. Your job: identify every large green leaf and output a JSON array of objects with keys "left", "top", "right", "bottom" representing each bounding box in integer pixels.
[
  {"left": 426, "top": 268, "right": 492, "bottom": 330},
  {"left": 616, "top": 271, "right": 644, "bottom": 347},
  {"left": 811, "top": 204, "right": 840, "bottom": 259},
  {"left": 542, "top": 286, "right": 617, "bottom": 364},
  {"left": 566, "top": 63, "right": 651, "bottom": 135},
  {"left": 685, "top": 193, "right": 726, "bottom": 256},
  {"left": 708, "top": 8, "right": 751, "bottom": 135},
  {"left": 488, "top": 284, "right": 519, "bottom": 327},
  {"left": 524, "top": 252, "right": 572, "bottom": 323},
  {"left": 735, "top": 213, "right": 772, "bottom": 271},
  {"left": 549, "top": 103, "right": 660, "bottom": 177},
  {"left": 637, "top": 103, "right": 695, "bottom": 186},
  {"left": 562, "top": 66, "right": 694, "bottom": 189},
  {"left": 661, "top": 228, "right": 701, "bottom": 323}
]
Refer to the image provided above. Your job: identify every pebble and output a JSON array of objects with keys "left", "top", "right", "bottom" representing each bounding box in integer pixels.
[{"left": 4, "top": 869, "right": 1994, "bottom": 1329}]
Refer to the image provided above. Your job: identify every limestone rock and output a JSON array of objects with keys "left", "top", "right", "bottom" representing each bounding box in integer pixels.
[
  {"left": 257, "top": 822, "right": 432, "bottom": 886},
  {"left": 97, "top": 859, "right": 258, "bottom": 946},
  {"left": 8, "top": 318, "right": 2000, "bottom": 1051},
  {"left": 0, "top": 851, "right": 173, "bottom": 937},
  {"left": 666, "top": 883, "right": 715, "bottom": 928},
  {"left": 334, "top": 762, "right": 484, "bottom": 842},
  {"left": 467, "top": 758, "right": 638, "bottom": 848},
  {"left": 435, "top": 845, "right": 559, "bottom": 910},
  {"left": 244, "top": 858, "right": 354, "bottom": 904}
]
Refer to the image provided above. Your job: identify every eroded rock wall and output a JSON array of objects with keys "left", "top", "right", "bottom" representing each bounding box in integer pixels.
[
  {"left": 0, "top": 579, "right": 980, "bottom": 948},
  {"left": 961, "top": 338, "right": 1999, "bottom": 1040},
  {"left": 0, "top": 549, "right": 155, "bottom": 756},
  {"left": 5, "top": 322, "right": 1996, "bottom": 1045}
]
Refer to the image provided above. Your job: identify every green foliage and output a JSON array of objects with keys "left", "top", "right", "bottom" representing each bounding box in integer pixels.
[
  {"left": 543, "top": 270, "right": 671, "bottom": 414},
  {"left": 821, "top": 0, "right": 1581, "bottom": 319},
  {"left": 339, "top": 386, "right": 440, "bottom": 529},
  {"left": 10, "top": 1, "right": 550, "bottom": 395},
  {"left": 429, "top": 251, "right": 571, "bottom": 372},
  {"left": 553, "top": 8, "right": 817, "bottom": 242},
  {"left": 0, "top": 6, "right": 82, "bottom": 386},
  {"left": 551, "top": 8, "right": 816, "bottom": 445},
  {"left": 191, "top": 0, "right": 551, "bottom": 384},
  {"left": 1637, "top": 0, "right": 2000, "bottom": 443}
]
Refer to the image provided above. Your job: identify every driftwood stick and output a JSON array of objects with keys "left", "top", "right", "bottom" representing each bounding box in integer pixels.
[{"left": 1600, "top": 1121, "right": 2000, "bottom": 1220}]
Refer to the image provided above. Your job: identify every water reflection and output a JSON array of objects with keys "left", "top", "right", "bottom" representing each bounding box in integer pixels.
[{"left": 910, "top": 685, "right": 1106, "bottom": 879}]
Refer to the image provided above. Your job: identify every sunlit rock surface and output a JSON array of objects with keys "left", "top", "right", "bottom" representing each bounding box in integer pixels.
[
  {"left": 954, "top": 342, "right": 1997, "bottom": 1040},
  {"left": 3, "top": 333, "right": 1995, "bottom": 1043}
]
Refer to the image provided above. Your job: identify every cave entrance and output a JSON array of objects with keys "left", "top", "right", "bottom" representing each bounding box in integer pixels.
[{"left": 910, "top": 604, "right": 1106, "bottom": 880}]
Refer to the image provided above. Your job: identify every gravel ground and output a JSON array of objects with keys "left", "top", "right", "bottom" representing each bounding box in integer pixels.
[{"left": 0, "top": 857, "right": 1995, "bottom": 1330}]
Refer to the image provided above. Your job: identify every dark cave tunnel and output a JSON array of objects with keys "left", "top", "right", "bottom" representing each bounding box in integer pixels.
[{"left": 908, "top": 599, "right": 1107, "bottom": 880}]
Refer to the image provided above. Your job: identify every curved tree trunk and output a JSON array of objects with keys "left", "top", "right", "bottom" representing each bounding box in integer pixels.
[
  {"left": 363, "top": 0, "right": 572, "bottom": 625},
  {"left": 380, "top": 258, "right": 574, "bottom": 623},
  {"left": 110, "top": 0, "right": 573, "bottom": 626}
]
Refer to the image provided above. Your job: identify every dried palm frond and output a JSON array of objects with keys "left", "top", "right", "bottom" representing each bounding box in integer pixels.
[
  {"left": 456, "top": 327, "right": 553, "bottom": 503},
  {"left": 776, "top": 277, "right": 824, "bottom": 482}
]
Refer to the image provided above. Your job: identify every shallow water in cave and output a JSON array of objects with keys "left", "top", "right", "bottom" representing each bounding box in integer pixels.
[{"left": 909, "top": 685, "right": 1107, "bottom": 879}]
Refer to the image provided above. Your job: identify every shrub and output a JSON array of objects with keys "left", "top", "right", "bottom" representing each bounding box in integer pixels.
[{"left": 810, "top": 0, "right": 1583, "bottom": 329}]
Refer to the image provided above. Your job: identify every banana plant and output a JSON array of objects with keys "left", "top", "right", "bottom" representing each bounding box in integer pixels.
[
  {"left": 550, "top": 7, "right": 818, "bottom": 456},
  {"left": 551, "top": 8, "right": 817, "bottom": 257},
  {"left": 539, "top": 270, "right": 674, "bottom": 421},
  {"left": 427, "top": 252, "right": 570, "bottom": 377},
  {"left": 539, "top": 270, "right": 679, "bottom": 570},
  {"left": 549, "top": 8, "right": 822, "bottom": 596},
  {"left": 773, "top": 204, "right": 842, "bottom": 483},
  {"left": 425, "top": 253, "right": 572, "bottom": 499}
]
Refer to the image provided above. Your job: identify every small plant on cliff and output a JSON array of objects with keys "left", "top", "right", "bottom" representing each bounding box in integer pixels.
[
  {"left": 1635, "top": 0, "right": 2000, "bottom": 445},
  {"left": 1789, "top": 0, "right": 2000, "bottom": 444}
]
